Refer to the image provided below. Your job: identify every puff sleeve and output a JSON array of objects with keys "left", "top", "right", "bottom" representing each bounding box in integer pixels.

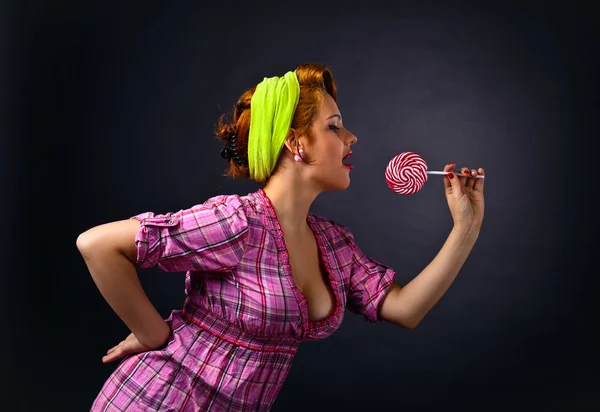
[
  {"left": 338, "top": 225, "right": 396, "bottom": 323},
  {"left": 130, "top": 195, "right": 249, "bottom": 272}
]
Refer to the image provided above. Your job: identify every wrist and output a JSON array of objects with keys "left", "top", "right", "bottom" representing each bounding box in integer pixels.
[
  {"left": 137, "top": 319, "right": 170, "bottom": 349},
  {"left": 452, "top": 224, "right": 480, "bottom": 241}
]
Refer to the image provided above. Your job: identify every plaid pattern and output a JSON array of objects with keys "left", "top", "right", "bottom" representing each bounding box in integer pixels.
[{"left": 91, "top": 189, "right": 396, "bottom": 411}]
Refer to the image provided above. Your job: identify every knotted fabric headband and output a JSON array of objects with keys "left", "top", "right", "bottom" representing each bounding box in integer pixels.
[{"left": 248, "top": 70, "right": 300, "bottom": 182}]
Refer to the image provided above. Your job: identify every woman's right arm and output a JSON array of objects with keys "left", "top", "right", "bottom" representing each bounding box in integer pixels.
[{"left": 76, "top": 219, "right": 170, "bottom": 348}]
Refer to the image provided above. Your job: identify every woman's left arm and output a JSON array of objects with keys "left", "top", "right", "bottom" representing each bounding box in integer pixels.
[{"left": 379, "top": 164, "right": 485, "bottom": 329}]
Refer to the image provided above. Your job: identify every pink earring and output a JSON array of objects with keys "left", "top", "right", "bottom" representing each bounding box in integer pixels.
[{"left": 294, "top": 149, "right": 304, "bottom": 162}]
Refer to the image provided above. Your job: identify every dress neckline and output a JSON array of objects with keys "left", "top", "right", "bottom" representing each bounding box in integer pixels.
[{"left": 255, "top": 188, "right": 342, "bottom": 336}]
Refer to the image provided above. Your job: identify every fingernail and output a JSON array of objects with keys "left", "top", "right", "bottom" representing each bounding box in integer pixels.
[{"left": 448, "top": 172, "right": 455, "bottom": 179}]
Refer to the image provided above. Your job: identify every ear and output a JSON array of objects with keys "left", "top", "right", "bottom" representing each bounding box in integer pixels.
[{"left": 283, "top": 129, "right": 302, "bottom": 156}]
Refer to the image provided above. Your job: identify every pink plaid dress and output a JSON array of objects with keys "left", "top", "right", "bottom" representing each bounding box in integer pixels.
[{"left": 91, "top": 188, "right": 396, "bottom": 411}]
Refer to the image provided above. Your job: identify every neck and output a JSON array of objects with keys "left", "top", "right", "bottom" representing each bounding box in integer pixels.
[{"left": 262, "top": 167, "right": 320, "bottom": 232}]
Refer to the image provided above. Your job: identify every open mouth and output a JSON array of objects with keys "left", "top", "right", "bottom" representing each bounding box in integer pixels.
[{"left": 342, "top": 150, "right": 353, "bottom": 169}]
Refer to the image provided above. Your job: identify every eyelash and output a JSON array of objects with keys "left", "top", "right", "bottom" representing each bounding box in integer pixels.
[{"left": 329, "top": 125, "right": 340, "bottom": 132}]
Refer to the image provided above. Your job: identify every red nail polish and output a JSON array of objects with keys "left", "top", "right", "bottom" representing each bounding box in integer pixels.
[{"left": 448, "top": 172, "right": 455, "bottom": 179}]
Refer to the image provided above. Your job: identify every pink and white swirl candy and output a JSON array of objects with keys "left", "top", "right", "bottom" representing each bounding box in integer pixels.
[{"left": 385, "top": 152, "right": 428, "bottom": 195}]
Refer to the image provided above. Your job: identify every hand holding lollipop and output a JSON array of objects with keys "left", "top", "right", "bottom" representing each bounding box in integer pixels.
[
  {"left": 385, "top": 152, "right": 485, "bottom": 231},
  {"left": 385, "top": 152, "right": 484, "bottom": 195}
]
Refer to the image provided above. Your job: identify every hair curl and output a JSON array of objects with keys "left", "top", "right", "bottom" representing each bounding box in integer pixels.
[{"left": 215, "top": 63, "right": 337, "bottom": 180}]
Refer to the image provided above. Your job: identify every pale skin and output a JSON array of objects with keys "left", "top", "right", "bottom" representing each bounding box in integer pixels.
[{"left": 77, "top": 92, "right": 485, "bottom": 363}]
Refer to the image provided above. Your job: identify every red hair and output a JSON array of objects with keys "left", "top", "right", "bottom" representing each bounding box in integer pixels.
[{"left": 215, "top": 63, "right": 337, "bottom": 180}]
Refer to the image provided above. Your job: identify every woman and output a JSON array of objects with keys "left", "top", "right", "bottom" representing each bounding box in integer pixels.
[{"left": 77, "top": 63, "right": 485, "bottom": 411}]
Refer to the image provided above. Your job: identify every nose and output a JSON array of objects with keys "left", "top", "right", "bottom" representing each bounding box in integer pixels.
[
  {"left": 349, "top": 133, "right": 358, "bottom": 146},
  {"left": 347, "top": 130, "right": 357, "bottom": 146}
]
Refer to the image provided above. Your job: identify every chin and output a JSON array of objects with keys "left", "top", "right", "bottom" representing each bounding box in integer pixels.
[
  {"left": 311, "top": 169, "right": 351, "bottom": 192},
  {"left": 338, "top": 178, "right": 351, "bottom": 191},
  {"left": 322, "top": 177, "right": 351, "bottom": 192}
]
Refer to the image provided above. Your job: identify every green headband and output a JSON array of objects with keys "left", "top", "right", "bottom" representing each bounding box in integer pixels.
[{"left": 248, "top": 70, "right": 300, "bottom": 182}]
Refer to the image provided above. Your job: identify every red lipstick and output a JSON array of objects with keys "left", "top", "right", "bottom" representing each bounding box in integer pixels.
[{"left": 342, "top": 150, "right": 353, "bottom": 170}]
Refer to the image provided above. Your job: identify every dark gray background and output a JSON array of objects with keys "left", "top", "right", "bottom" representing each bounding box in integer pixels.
[{"left": 3, "top": 1, "right": 597, "bottom": 411}]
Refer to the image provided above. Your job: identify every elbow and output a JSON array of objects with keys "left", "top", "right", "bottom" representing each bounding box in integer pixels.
[
  {"left": 396, "top": 314, "right": 423, "bottom": 330},
  {"left": 401, "top": 320, "right": 420, "bottom": 330},
  {"left": 76, "top": 229, "right": 104, "bottom": 259},
  {"left": 379, "top": 284, "right": 422, "bottom": 330},
  {"left": 76, "top": 221, "right": 139, "bottom": 264},
  {"left": 394, "top": 319, "right": 417, "bottom": 329},
  {"left": 76, "top": 232, "right": 89, "bottom": 252},
  {"left": 76, "top": 231, "right": 95, "bottom": 260}
]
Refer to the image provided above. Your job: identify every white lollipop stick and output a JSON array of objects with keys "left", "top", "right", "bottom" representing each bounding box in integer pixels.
[{"left": 427, "top": 171, "right": 485, "bottom": 179}]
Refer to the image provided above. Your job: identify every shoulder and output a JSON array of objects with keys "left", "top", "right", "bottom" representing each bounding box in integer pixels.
[
  {"left": 163, "top": 194, "right": 251, "bottom": 230},
  {"left": 200, "top": 193, "right": 243, "bottom": 209},
  {"left": 309, "top": 213, "right": 356, "bottom": 244},
  {"left": 195, "top": 191, "right": 273, "bottom": 224},
  {"left": 195, "top": 193, "right": 252, "bottom": 215}
]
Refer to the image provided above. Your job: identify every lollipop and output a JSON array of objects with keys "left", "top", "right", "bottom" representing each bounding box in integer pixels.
[{"left": 385, "top": 152, "right": 484, "bottom": 195}]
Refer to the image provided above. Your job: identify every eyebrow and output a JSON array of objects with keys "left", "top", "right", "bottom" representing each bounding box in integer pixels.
[{"left": 326, "top": 114, "right": 342, "bottom": 121}]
